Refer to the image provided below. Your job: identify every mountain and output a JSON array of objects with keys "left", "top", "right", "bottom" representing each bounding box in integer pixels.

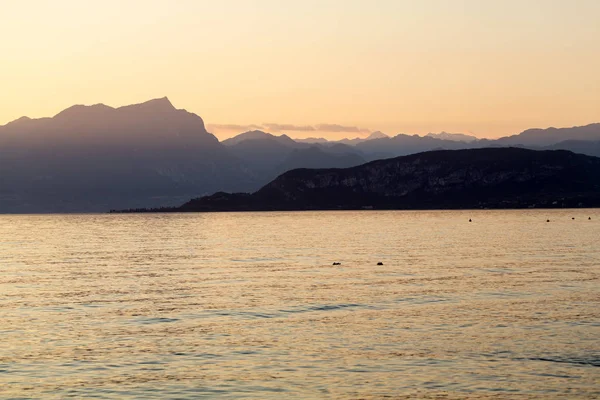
[
  {"left": 224, "top": 133, "right": 302, "bottom": 179},
  {"left": 0, "top": 100, "right": 370, "bottom": 213},
  {"left": 2, "top": 97, "right": 600, "bottom": 213},
  {"left": 542, "top": 140, "right": 600, "bottom": 158},
  {"left": 297, "top": 132, "right": 475, "bottom": 161},
  {"left": 172, "top": 148, "right": 600, "bottom": 212},
  {"left": 297, "top": 131, "right": 389, "bottom": 146},
  {"left": 494, "top": 123, "right": 600, "bottom": 147},
  {"left": 276, "top": 146, "right": 365, "bottom": 174},
  {"left": 295, "top": 137, "right": 330, "bottom": 144},
  {"left": 225, "top": 124, "right": 600, "bottom": 166},
  {"left": 222, "top": 130, "right": 298, "bottom": 147},
  {"left": 355, "top": 133, "right": 474, "bottom": 161},
  {"left": 338, "top": 131, "right": 389, "bottom": 146},
  {"left": 315, "top": 142, "right": 364, "bottom": 155},
  {"left": 426, "top": 132, "right": 478, "bottom": 142},
  {"left": 295, "top": 124, "right": 600, "bottom": 157},
  {"left": 222, "top": 130, "right": 366, "bottom": 184},
  {"left": 366, "top": 131, "right": 389, "bottom": 140},
  {"left": 0, "top": 98, "right": 257, "bottom": 213}
]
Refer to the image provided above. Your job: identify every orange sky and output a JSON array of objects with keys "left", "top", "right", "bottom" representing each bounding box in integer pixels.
[{"left": 1, "top": 0, "right": 599, "bottom": 140}]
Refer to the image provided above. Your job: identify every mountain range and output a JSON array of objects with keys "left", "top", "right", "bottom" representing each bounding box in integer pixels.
[
  {"left": 1, "top": 97, "right": 600, "bottom": 213},
  {"left": 136, "top": 148, "right": 600, "bottom": 212}
]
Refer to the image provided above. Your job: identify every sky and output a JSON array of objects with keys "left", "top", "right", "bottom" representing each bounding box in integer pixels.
[{"left": 1, "top": 0, "right": 599, "bottom": 140}]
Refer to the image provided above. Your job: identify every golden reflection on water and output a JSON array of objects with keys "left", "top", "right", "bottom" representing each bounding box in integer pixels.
[{"left": 0, "top": 210, "right": 599, "bottom": 399}]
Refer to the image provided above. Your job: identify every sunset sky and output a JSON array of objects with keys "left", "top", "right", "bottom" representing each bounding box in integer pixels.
[{"left": 1, "top": 0, "right": 599, "bottom": 140}]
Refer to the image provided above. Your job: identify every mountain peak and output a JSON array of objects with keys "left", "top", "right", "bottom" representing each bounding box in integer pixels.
[
  {"left": 222, "top": 130, "right": 274, "bottom": 145},
  {"left": 0, "top": 115, "right": 34, "bottom": 129},
  {"left": 118, "top": 97, "right": 176, "bottom": 113},
  {"left": 144, "top": 96, "right": 174, "bottom": 108},
  {"left": 497, "top": 122, "right": 600, "bottom": 146},
  {"left": 7, "top": 115, "right": 31, "bottom": 124},
  {"left": 54, "top": 103, "right": 114, "bottom": 120},
  {"left": 425, "top": 131, "right": 478, "bottom": 142},
  {"left": 367, "top": 131, "right": 389, "bottom": 140}
]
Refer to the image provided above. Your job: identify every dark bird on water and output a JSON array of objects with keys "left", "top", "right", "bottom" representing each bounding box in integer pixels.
[
  {"left": 333, "top": 262, "right": 341, "bottom": 266},
  {"left": 572, "top": 217, "right": 575, "bottom": 220},
  {"left": 377, "top": 262, "right": 384, "bottom": 265},
  {"left": 547, "top": 219, "right": 550, "bottom": 222},
  {"left": 469, "top": 219, "right": 472, "bottom": 222}
]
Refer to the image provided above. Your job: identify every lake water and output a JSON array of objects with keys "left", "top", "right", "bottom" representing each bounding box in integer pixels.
[{"left": 1, "top": 210, "right": 599, "bottom": 399}]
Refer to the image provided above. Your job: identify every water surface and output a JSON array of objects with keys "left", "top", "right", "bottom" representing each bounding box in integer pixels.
[{"left": 1, "top": 210, "right": 599, "bottom": 398}]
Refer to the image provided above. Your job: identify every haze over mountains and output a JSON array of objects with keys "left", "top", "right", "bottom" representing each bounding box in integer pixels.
[
  {"left": 425, "top": 132, "right": 479, "bottom": 142},
  {"left": 1, "top": 97, "right": 600, "bottom": 213}
]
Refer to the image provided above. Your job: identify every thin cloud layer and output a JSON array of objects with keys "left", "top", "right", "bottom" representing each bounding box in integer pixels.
[
  {"left": 207, "top": 123, "right": 264, "bottom": 132},
  {"left": 210, "top": 122, "right": 371, "bottom": 135},
  {"left": 262, "top": 123, "right": 315, "bottom": 132},
  {"left": 315, "top": 124, "right": 370, "bottom": 133}
]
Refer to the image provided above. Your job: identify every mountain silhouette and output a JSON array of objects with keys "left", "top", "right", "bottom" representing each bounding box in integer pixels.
[
  {"left": 224, "top": 132, "right": 302, "bottom": 179},
  {"left": 493, "top": 123, "right": 600, "bottom": 147},
  {"left": 222, "top": 131, "right": 365, "bottom": 183},
  {"left": 426, "top": 132, "right": 478, "bottom": 142},
  {"left": 295, "top": 137, "right": 330, "bottom": 144},
  {"left": 298, "top": 131, "right": 390, "bottom": 146},
  {"left": 337, "top": 131, "right": 389, "bottom": 146},
  {"left": 222, "top": 130, "right": 298, "bottom": 147},
  {"left": 276, "top": 146, "right": 365, "bottom": 174},
  {"left": 2, "top": 98, "right": 600, "bottom": 213},
  {"left": 0, "top": 98, "right": 255, "bottom": 212},
  {"left": 542, "top": 140, "right": 600, "bottom": 157},
  {"left": 355, "top": 133, "right": 472, "bottom": 160},
  {"left": 366, "top": 131, "right": 389, "bottom": 140},
  {"left": 171, "top": 148, "right": 600, "bottom": 212},
  {"left": 295, "top": 124, "right": 600, "bottom": 155}
]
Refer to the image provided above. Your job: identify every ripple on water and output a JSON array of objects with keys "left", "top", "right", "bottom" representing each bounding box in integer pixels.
[
  {"left": 1, "top": 210, "right": 599, "bottom": 399},
  {"left": 130, "top": 317, "right": 180, "bottom": 325}
]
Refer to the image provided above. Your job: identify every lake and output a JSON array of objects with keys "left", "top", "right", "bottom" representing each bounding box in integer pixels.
[{"left": 1, "top": 210, "right": 599, "bottom": 398}]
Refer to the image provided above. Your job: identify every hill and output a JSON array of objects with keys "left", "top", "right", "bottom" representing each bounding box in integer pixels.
[
  {"left": 174, "top": 148, "right": 600, "bottom": 212},
  {"left": 222, "top": 131, "right": 365, "bottom": 183},
  {"left": 0, "top": 98, "right": 256, "bottom": 212},
  {"left": 493, "top": 123, "right": 600, "bottom": 147}
]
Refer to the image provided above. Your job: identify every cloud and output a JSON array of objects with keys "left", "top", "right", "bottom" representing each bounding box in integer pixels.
[
  {"left": 209, "top": 122, "right": 371, "bottom": 135},
  {"left": 315, "top": 124, "right": 370, "bottom": 133},
  {"left": 207, "top": 123, "right": 264, "bottom": 131},
  {"left": 262, "top": 123, "right": 315, "bottom": 132},
  {"left": 263, "top": 123, "right": 370, "bottom": 134}
]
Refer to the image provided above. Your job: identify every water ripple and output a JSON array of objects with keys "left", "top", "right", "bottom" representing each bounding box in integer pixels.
[{"left": 1, "top": 210, "right": 599, "bottom": 399}]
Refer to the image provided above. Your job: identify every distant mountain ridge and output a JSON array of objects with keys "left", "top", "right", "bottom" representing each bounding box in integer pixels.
[
  {"left": 494, "top": 123, "right": 600, "bottom": 147},
  {"left": 297, "top": 131, "right": 389, "bottom": 146},
  {"left": 222, "top": 130, "right": 297, "bottom": 147},
  {"left": 220, "top": 129, "right": 365, "bottom": 182},
  {"left": 426, "top": 132, "right": 478, "bottom": 142},
  {"left": 284, "top": 124, "right": 600, "bottom": 150}
]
